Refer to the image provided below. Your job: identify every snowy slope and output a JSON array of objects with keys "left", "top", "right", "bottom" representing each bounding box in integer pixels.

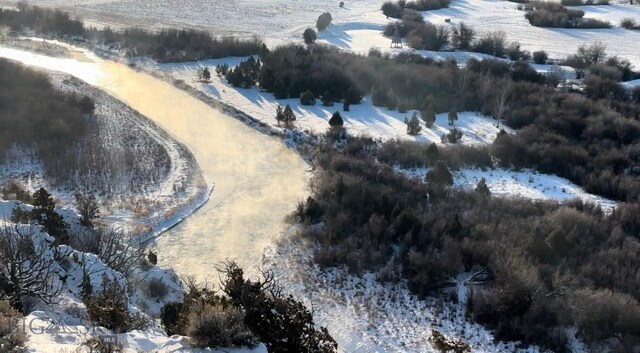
[
  {"left": 151, "top": 58, "right": 508, "bottom": 145},
  {"left": 398, "top": 167, "right": 616, "bottom": 212}
]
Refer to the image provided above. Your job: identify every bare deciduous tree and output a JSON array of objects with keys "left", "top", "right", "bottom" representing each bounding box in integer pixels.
[
  {"left": 492, "top": 78, "right": 513, "bottom": 129},
  {"left": 0, "top": 225, "right": 63, "bottom": 312}
]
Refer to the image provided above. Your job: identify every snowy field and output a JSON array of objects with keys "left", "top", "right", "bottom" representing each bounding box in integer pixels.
[{"left": 6, "top": 0, "right": 639, "bottom": 69}]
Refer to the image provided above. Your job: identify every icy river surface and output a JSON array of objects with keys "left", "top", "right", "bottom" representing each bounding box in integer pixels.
[{"left": 0, "top": 46, "right": 310, "bottom": 278}]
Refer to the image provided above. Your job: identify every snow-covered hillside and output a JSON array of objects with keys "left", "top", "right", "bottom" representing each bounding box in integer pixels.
[{"left": 8, "top": 0, "right": 639, "bottom": 69}]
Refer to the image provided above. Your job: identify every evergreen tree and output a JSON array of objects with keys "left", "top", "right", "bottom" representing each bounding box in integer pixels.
[
  {"left": 316, "top": 12, "right": 333, "bottom": 31},
  {"left": 273, "top": 79, "right": 287, "bottom": 99},
  {"left": 31, "top": 188, "right": 69, "bottom": 245},
  {"left": 426, "top": 143, "right": 439, "bottom": 164},
  {"left": 300, "top": 90, "right": 316, "bottom": 105},
  {"left": 275, "top": 105, "right": 285, "bottom": 126},
  {"left": 448, "top": 107, "right": 458, "bottom": 126},
  {"left": 321, "top": 91, "right": 333, "bottom": 106},
  {"left": 283, "top": 104, "right": 297, "bottom": 128},
  {"left": 329, "top": 111, "right": 344, "bottom": 127},
  {"left": 426, "top": 161, "right": 453, "bottom": 186},
  {"left": 303, "top": 28, "right": 317, "bottom": 44},
  {"left": 259, "top": 43, "right": 270, "bottom": 60},
  {"left": 405, "top": 112, "right": 422, "bottom": 135},
  {"left": 445, "top": 127, "right": 464, "bottom": 143},
  {"left": 422, "top": 105, "right": 436, "bottom": 128},
  {"left": 475, "top": 177, "right": 491, "bottom": 197}
]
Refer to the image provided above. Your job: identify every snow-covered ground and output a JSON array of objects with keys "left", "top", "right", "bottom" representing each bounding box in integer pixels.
[
  {"left": 399, "top": 166, "right": 616, "bottom": 212},
  {"left": 146, "top": 58, "right": 509, "bottom": 145},
  {"left": 11, "top": 0, "right": 639, "bottom": 68},
  {"left": 263, "top": 232, "right": 564, "bottom": 353}
]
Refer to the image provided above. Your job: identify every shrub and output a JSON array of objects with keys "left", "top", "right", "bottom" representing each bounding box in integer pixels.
[
  {"left": 188, "top": 303, "right": 256, "bottom": 349},
  {"left": 382, "top": 1, "right": 405, "bottom": 18},
  {"left": 0, "top": 180, "right": 31, "bottom": 203},
  {"left": 472, "top": 30, "right": 507, "bottom": 57},
  {"left": 316, "top": 12, "right": 333, "bottom": 31},
  {"left": 0, "top": 301, "right": 26, "bottom": 353},
  {"left": 532, "top": 50, "right": 548, "bottom": 64},
  {"left": 451, "top": 22, "right": 475, "bottom": 50},
  {"left": 76, "top": 337, "right": 123, "bottom": 353},
  {"left": 303, "top": 28, "right": 317, "bottom": 44},
  {"left": 429, "top": 330, "right": 471, "bottom": 353},
  {"left": 84, "top": 276, "right": 147, "bottom": 333},
  {"left": 525, "top": 2, "right": 585, "bottom": 28},
  {"left": 621, "top": 18, "right": 639, "bottom": 30},
  {"left": 146, "top": 277, "right": 169, "bottom": 300},
  {"left": 405, "top": 0, "right": 451, "bottom": 11},
  {"left": 444, "top": 127, "right": 463, "bottom": 143}
]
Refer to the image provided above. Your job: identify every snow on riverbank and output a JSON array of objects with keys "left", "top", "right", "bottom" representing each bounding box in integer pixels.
[
  {"left": 143, "top": 58, "right": 507, "bottom": 145},
  {"left": 398, "top": 166, "right": 616, "bottom": 212},
  {"left": 0, "top": 49, "right": 211, "bottom": 240}
]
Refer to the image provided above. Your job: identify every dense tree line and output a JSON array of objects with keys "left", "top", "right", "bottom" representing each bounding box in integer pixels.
[
  {"left": 295, "top": 135, "right": 640, "bottom": 352},
  {"left": 0, "top": 59, "right": 89, "bottom": 160},
  {"left": 0, "top": 3, "right": 262, "bottom": 62},
  {"left": 256, "top": 43, "right": 640, "bottom": 202}
]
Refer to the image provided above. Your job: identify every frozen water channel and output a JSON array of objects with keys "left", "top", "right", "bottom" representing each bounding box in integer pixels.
[{"left": 0, "top": 46, "right": 310, "bottom": 279}]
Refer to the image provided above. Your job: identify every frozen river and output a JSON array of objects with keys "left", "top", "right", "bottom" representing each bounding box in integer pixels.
[{"left": 0, "top": 45, "right": 310, "bottom": 278}]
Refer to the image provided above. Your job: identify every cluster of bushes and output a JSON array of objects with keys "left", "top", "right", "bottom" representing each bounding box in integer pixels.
[
  {"left": 0, "top": 59, "right": 89, "bottom": 162},
  {"left": 0, "top": 4, "right": 263, "bottom": 62},
  {"left": 160, "top": 263, "right": 337, "bottom": 352},
  {"left": 562, "top": 42, "right": 638, "bottom": 81},
  {"left": 621, "top": 17, "right": 640, "bottom": 30},
  {"left": 382, "top": 0, "right": 450, "bottom": 19},
  {"left": 384, "top": 17, "right": 530, "bottom": 61},
  {"left": 0, "top": 300, "right": 26, "bottom": 353},
  {"left": 561, "top": 0, "right": 610, "bottom": 5},
  {"left": 224, "top": 56, "right": 261, "bottom": 88},
  {"left": 524, "top": 1, "right": 611, "bottom": 28},
  {"left": 296, "top": 135, "right": 640, "bottom": 351}
]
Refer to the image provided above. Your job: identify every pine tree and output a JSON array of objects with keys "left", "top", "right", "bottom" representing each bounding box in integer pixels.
[
  {"left": 283, "top": 104, "right": 297, "bottom": 128},
  {"left": 426, "top": 143, "right": 439, "bottom": 164},
  {"left": 422, "top": 105, "right": 436, "bottom": 128},
  {"left": 275, "top": 105, "right": 285, "bottom": 126},
  {"left": 475, "top": 177, "right": 491, "bottom": 197},
  {"left": 426, "top": 161, "right": 453, "bottom": 186},
  {"left": 300, "top": 90, "right": 316, "bottom": 105},
  {"left": 329, "top": 111, "right": 344, "bottom": 127},
  {"left": 273, "top": 78, "right": 287, "bottom": 99},
  {"left": 31, "top": 188, "right": 69, "bottom": 245},
  {"left": 321, "top": 90, "right": 333, "bottom": 106},
  {"left": 448, "top": 107, "right": 458, "bottom": 126},
  {"left": 405, "top": 112, "right": 422, "bottom": 135},
  {"left": 303, "top": 28, "right": 317, "bottom": 44}
]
